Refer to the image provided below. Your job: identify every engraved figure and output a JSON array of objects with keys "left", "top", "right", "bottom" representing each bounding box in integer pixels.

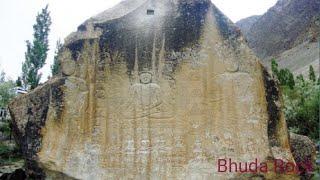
[
  {"left": 122, "top": 70, "right": 173, "bottom": 119},
  {"left": 175, "top": 136, "right": 184, "bottom": 148},
  {"left": 125, "top": 139, "right": 135, "bottom": 155},
  {"left": 193, "top": 139, "right": 203, "bottom": 154},
  {"left": 139, "top": 139, "right": 151, "bottom": 155}
]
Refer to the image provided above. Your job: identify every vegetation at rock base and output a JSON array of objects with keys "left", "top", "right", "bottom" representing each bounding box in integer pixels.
[
  {"left": 0, "top": 143, "right": 22, "bottom": 166},
  {"left": 0, "top": 72, "right": 15, "bottom": 108},
  {"left": 1, "top": 5, "right": 55, "bottom": 176},
  {"left": 51, "top": 40, "right": 63, "bottom": 76},
  {"left": 272, "top": 60, "right": 320, "bottom": 179},
  {"left": 271, "top": 59, "right": 295, "bottom": 89},
  {"left": 0, "top": 68, "right": 23, "bottom": 172},
  {"left": 271, "top": 59, "right": 319, "bottom": 141},
  {"left": 19, "top": 5, "right": 51, "bottom": 90}
]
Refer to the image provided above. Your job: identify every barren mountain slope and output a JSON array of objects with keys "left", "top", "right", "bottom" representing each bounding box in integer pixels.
[{"left": 236, "top": 0, "right": 320, "bottom": 75}]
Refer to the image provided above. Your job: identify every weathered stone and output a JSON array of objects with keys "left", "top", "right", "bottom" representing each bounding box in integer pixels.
[
  {"left": 61, "top": 60, "right": 76, "bottom": 76},
  {"left": 9, "top": 0, "right": 298, "bottom": 179},
  {"left": 289, "top": 133, "right": 316, "bottom": 179},
  {"left": 9, "top": 78, "right": 65, "bottom": 179}
]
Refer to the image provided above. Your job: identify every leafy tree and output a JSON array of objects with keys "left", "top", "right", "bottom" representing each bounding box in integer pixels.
[
  {"left": 270, "top": 59, "right": 295, "bottom": 89},
  {"left": 0, "top": 71, "right": 5, "bottom": 83},
  {"left": 309, "top": 65, "right": 316, "bottom": 82},
  {"left": 287, "top": 70, "right": 295, "bottom": 89},
  {"left": 51, "top": 40, "right": 63, "bottom": 76},
  {"left": 0, "top": 69, "right": 21, "bottom": 165},
  {"left": 0, "top": 70, "right": 14, "bottom": 108},
  {"left": 21, "top": 5, "right": 51, "bottom": 90},
  {"left": 283, "top": 80, "right": 319, "bottom": 140},
  {"left": 271, "top": 61, "right": 319, "bottom": 141},
  {"left": 276, "top": 68, "right": 295, "bottom": 89},
  {"left": 0, "top": 81, "right": 15, "bottom": 108},
  {"left": 271, "top": 59, "right": 279, "bottom": 76},
  {"left": 296, "top": 74, "right": 305, "bottom": 83}
]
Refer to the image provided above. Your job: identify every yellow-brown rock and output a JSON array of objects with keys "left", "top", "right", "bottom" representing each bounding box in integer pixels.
[{"left": 9, "top": 0, "right": 298, "bottom": 179}]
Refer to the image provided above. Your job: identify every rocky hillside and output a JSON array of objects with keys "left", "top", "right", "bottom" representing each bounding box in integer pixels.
[
  {"left": 236, "top": 0, "right": 320, "bottom": 75},
  {"left": 236, "top": 15, "right": 261, "bottom": 38}
]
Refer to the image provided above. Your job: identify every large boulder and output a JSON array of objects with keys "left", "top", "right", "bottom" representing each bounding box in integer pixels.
[
  {"left": 290, "top": 133, "right": 317, "bottom": 179},
  {"left": 9, "top": 0, "right": 298, "bottom": 179}
]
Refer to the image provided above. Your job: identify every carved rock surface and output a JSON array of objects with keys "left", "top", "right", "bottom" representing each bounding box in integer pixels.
[{"left": 9, "top": 0, "right": 297, "bottom": 179}]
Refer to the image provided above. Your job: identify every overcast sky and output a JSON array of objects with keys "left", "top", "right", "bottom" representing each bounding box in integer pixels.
[{"left": 0, "top": 0, "right": 277, "bottom": 81}]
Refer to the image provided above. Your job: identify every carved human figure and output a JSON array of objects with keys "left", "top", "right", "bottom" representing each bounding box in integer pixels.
[{"left": 122, "top": 71, "right": 173, "bottom": 119}]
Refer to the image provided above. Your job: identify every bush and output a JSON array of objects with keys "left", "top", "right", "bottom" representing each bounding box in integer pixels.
[
  {"left": 0, "top": 142, "right": 22, "bottom": 166},
  {"left": 0, "top": 122, "right": 11, "bottom": 137},
  {"left": 283, "top": 81, "right": 320, "bottom": 140},
  {"left": 271, "top": 60, "right": 319, "bottom": 141}
]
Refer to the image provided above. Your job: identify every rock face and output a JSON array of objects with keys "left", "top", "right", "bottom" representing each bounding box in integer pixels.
[
  {"left": 236, "top": 0, "right": 320, "bottom": 76},
  {"left": 9, "top": 0, "right": 297, "bottom": 179},
  {"left": 236, "top": 15, "right": 261, "bottom": 38},
  {"left": 289, "top": 133, "right": 316, "bottom": 179},
  {"left": 236, "top": 0, "right": 320, "bottom": 59}
]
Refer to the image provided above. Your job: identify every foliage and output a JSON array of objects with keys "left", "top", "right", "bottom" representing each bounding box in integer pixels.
[
  {"left": 0, "top": 142, "right": 22, "bottom": 166},
  {"left": 271, "top": 60, "right": 319, "bottom": 141},
  {"left": 0, "top": 71, "right": 15, "bottom": 108},
  {"left": 0, "top": 71, "right": 5, "bottom": 83},
  {"left": 51, "top": 40, "right": 63, "bottom": 76},
  {"left": 309, "top": 65, "right": 316, "bottom": 82},
  {"left": 271, "top": 58, "right": 279, "bottom": 76},
  {"left": 0, "top": 123, "right": 11, "bottom": 137},
  {"left": 296, "top": 74, "right": 305, "bottom": 83},
  {"left": 0, "top": 143, "right": 12, "bottom": 157},
  {"left": 20, "top": 5, "right": 51, "bottom": 90},
  {"left": 271, "top": 59, "right": 295, "bottom": 89},
  {"left": 283, "top": 80, "right": 319, "bottom": 140}
]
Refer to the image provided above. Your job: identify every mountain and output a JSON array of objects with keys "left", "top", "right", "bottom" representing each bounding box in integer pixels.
[
  {"left": 236, "top": 15, "right": 260, "bottom": 37},
  {"left": 236, "top": 0, "right": 320, "bottom": 75}
]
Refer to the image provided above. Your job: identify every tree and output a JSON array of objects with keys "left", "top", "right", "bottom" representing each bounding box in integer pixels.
[
  {"left": 296, "top": 74, "right": 305, "bottom": 83},
  {"left": 276, "top": 68, "right": 295, "bottom": 89},
  {"left": 283, "top": 80, "right": 319, "bottom": 140},
  {"left": 0, "top": 81, "right": 15, "bottom": 108},
  {"left": 270, "top": 60, "right": 319, "bottom": 141},
  {"left": 309, "top": 65, "right": 316, "bottom": 82},
  {"left": 51, "top": 40, "right": 63, "bottom": 76},
  {"left": 270, "top": 59, "right": 295, "bottom": 88},
  {"left": 271, "top": 59, "right": 279, "bottom": 77},
  {"left": 0, "top": 70, "right": 15, "bottom": 108},
  {"left": 21, "top": 5, "right": 51, "bottom": 90},
  {"left": 287, "top": 70, "right": 295, "bottom": 89},
  {"left": 0, "top": 71, "right": 5, "bottom": 83}
]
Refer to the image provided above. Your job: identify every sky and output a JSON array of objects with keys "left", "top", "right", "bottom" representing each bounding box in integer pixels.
[{"left": 0, "top": 0, "right": 278, "bottom": 81}]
